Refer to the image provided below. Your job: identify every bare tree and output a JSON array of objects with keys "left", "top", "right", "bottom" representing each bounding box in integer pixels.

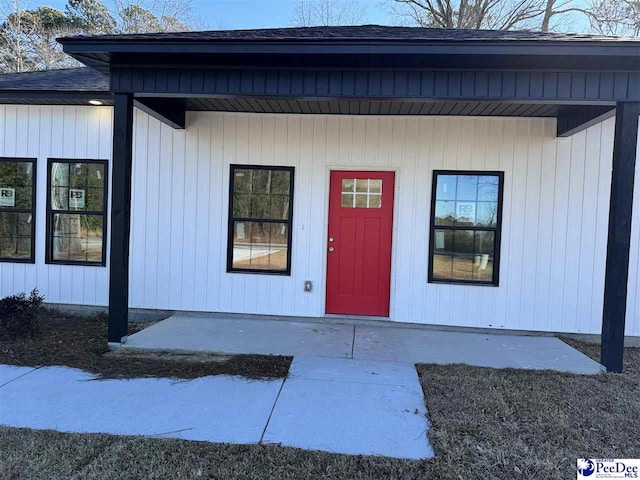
[
  {"left": 30, "top": 24, "right": 80, "bottom": 70},
  {"left": 0, "top": 0, "right": 32, "bottom": 72},
  {"left": 587, "top": 0, "right": 640, "bottom": 36},
  {"left": 389, "top": 0, "right": 619, "bottom": 32},
  {"left": 389, "top": 0, "right": 547, "bottom": 30},
  {"left": 292, "top": 0, "right": 366, "bottom": 27},
  {"left": 114, "top": 0, "right": 193, "bottom": 33}
]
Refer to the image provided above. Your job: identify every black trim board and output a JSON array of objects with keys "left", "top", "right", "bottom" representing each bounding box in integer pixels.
[
  {"left": 60, "top": 38, "right": 640, "bottom": 60},
  {"left": 557, "top": 105, "right": 616, "bottom": 137},
  {"left": 110, "top": 67, "right": 640, "bottom": 103},
  {"left": 134, "top": 97, "right": 185, "bottom": 129}
]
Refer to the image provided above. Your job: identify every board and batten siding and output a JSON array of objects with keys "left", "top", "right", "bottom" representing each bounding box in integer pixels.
[
  {"left": 1, "top": 105, "right": 640, "bottom": 336},
  {"left": 0, "top": 105, "right": 113, "bottom": 306}
]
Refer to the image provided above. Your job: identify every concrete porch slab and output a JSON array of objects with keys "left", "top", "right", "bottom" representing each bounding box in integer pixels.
[
  {"left": 0, "top": 365, "right": 37, "bottom": 387},
  {"left": 123, "top": 315, "right": 603, "bottom": 374},
  {"left": 0, "top": 366, "right": 283, "bottom": 444},
  {"left": 354, "top": 326, "right": 604, "bottom": 374},
  {"left": 263, "top": 356, "right": 433, "bottom": 460},
  {"left": 125, "top": 315, "right": 354, "bottom": 358}
]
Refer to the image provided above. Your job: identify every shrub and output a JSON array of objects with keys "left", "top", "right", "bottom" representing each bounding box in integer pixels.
[{"left": 0, "top": 289, "right": 45, "bottom": 337}]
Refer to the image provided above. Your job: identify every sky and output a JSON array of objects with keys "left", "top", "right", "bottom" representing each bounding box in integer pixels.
[{"left": 25, "top": 0, "right": 396, "bottom": 30}]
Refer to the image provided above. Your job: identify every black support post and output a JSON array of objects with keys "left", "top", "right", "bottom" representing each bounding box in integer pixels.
[
  {"left": 108, "top": 93, "right": 134, "bottom": 344},
  {"left": 601, "top": 101, "right": 640, "bottom": 373}
]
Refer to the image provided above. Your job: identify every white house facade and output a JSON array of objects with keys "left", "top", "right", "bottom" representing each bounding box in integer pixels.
[
  {"left": 1, "top": 106, "right": 639, "bottom": 336},
  {"left": 0, "top": 26, "right": 639, "bottom": 371}
]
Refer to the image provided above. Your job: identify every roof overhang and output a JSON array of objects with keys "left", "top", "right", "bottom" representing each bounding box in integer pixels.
[
  {"left": 60, "top": 42, "right": 640, "bottom": 74},
  {"left": 58, "top": 26, "right": 640, "bottom": 73}
]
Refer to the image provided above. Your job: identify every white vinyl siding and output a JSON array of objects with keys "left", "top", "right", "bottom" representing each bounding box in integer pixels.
[
  {"left": 2, "top": 105, "right": 640, "bottom": 336},
  {"left": 0, "top": 105, "right": 112, "bottom": 306}
]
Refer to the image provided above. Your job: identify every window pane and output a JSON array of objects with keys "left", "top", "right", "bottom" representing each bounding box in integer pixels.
[
  {"left": 0, "top": 161, "right": 33, "bottom": 210},
  {"left": 233, "top": 193, "right": 251, "bottom": 217},
  {"left": 455, "top": 201, "right": 476, "bottom": 225},
  {"left": 252, "top": 170, "right": 272, "bottom": 194},
  {"left": 0, "top": 212, "right": 32, "bottom": 259},
  {"left": 52, "top": 213, "right": 103, "bottom": 263},
  {"left": 370, "top": 179, "right": 382, "bottom": 193},
  {"left": 342, "top": 179, "right": 354, "bottom": 192},
  {"left": 478, "top": 176, "right": 500, "bottom": 202},
  {"left": 271, "top": 171, "right": 291, "bottom": 195},
  {"left": 432, "top": 254, "right": 453, "bottom": 280},
  {"left": 270, "top": 195, "right": 290, "bottom": 220},
  {"left": 369, "top": 195, "right": 381, "bottom": 208},
  {"left": 232, "top": 221, "right": 288, "bottom": 272},
  {"left": 0, "top": 161, "right": 18, "bottom": 189},
  {"left": 473, "top": 231, "right": 495, "bottom": 282},
  {"left": 453, "top": 230, "right": 473, "bottom": 254},
  {"left": 435, "top": 175, "right": 456, "bottom": 201},
  {"left": 435, "top": 201, "right": 455, "bottom": 226},
  {"left": 233, "top": 169, "right": 252, "bottom": 193},
  {"left": 476, "top": 202, "right": 498, "bottom": 227},
  {"left": 452, "top": 255, "right": 474, "bottom": 281},
  {"left": 52, "top": 186, "right": 69, "bottom": 210},
  {"left": 456, "top": 176, "right": 478, "bottom": 201},
  {"left": 355, "top": 194, "right": 367, "bottom": 208},
  {"left": 356, "top": 179, "right": 368, "bottom": 193},
  {"left": 250, "top": 194, "right": 271, "bottom": 219},
  {"left": 433, "top": 229, "right": 453, "bottom": 254},
  {"left": 341, "top": 193, "right": 353, "bottom": 207}
]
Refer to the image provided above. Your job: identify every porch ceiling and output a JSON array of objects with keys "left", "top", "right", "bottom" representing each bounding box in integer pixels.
[{"left": 183, "top": 98, "right": 561, "bottom": 117}]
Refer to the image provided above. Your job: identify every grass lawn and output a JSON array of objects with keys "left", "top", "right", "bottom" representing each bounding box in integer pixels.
[
  {"left": 1, "top": 319, "right": 639, "bottom": 479},
  {"left": 0, "top": 312, "right": 290, "bottom": 380}
]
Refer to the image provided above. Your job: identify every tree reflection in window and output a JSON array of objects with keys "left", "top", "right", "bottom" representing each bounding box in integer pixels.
[
  {"left": 47, "top": 160, "right": 107, "bottom": 265},
  {"left": 0, "top": 158, "right": 35, "bottom": 262},
  {"left": 430, "top": 172, "right": 503, "bottom": 285},
  {"left": 228, "top": 165, "right": 294, "bottom": 274}
]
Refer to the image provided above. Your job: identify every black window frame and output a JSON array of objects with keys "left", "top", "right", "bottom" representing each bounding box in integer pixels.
[
  {"left": 428, "top": 170, "right": 504, "bottom": 287},
  {"left": 46, "top": 158, "right": 109, "bottom": 267},
  {"left": 227, "top": 164, "right": 295, "bottom": 276},
  {"left": 0, "top": 157, "right": 37, "bottom": 264}
]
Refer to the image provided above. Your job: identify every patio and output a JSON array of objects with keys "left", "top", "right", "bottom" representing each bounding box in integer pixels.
[{"left": 123, "top": 315, "right": 604, "bottom": 374}]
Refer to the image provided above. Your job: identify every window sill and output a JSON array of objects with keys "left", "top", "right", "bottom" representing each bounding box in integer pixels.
[
  {"left": 227, "top": 268, "right": 291, "bottom": 276},
  {"left": 0, "top": 258, "right": 35, "bottom": 264},
  {"left": 428, "top": 279, "right": 499, "bottom": 287},
  {"left": 45, "top": 260, "right": 106, "bottom": 267}
]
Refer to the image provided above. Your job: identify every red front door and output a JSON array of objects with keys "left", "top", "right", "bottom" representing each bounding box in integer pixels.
[{"left": 325, "top": 170, "right": 395, "bottom": 316}]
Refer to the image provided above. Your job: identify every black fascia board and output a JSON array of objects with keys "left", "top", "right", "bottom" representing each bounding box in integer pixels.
[{"left": 60, "top": 39, "right": 640, "bottom": 59}]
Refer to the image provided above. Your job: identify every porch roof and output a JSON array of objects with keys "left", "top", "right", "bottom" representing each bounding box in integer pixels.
[{"left": 0, "top": 25, "right": 637, "bottom": 134}]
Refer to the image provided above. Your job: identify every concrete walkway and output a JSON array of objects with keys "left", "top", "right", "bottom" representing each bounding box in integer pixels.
[
  {"left": 124, "top": 315, "right": 604, "bottom": 374},
  {"left": 0, "top": 358, "right": 433, "bottom": 460}
]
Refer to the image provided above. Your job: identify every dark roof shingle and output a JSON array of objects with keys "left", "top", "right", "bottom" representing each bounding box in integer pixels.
[
  {"left": 60, "top": 24, "right": 640, "bottom": 43},
  {"left": 0, "top": 67, "right": 108, "bottom": 92}
]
